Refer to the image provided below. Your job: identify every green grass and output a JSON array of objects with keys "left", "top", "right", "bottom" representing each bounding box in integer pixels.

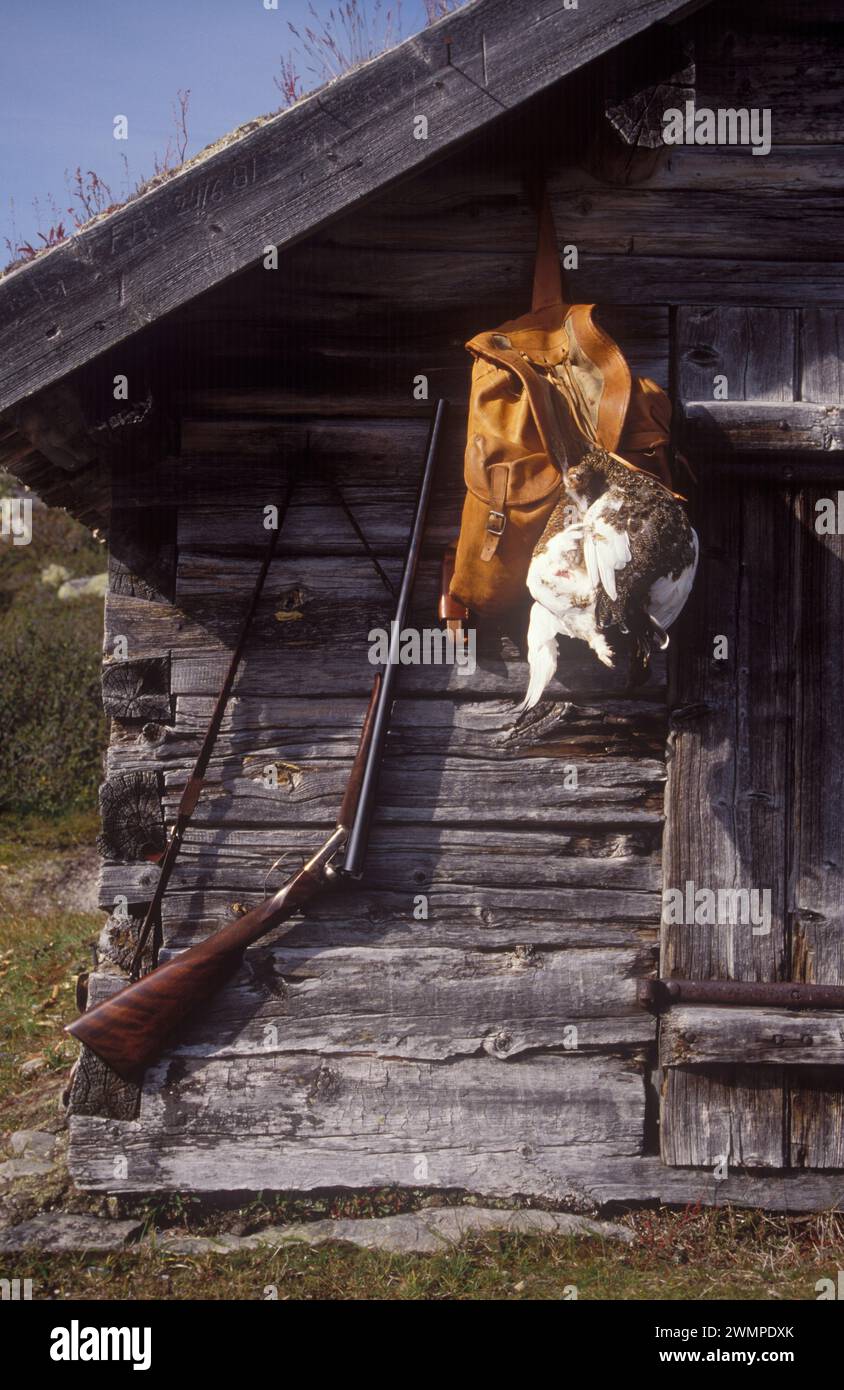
[
  {"left": 9, "top": 1215, "right": 844, "bottom": 1300},
  {"left": 0, "top": 806, "right": 101, "bottom": 870},
  {"left": 0, "top": 806, "right": 102, "bottom": 1129},
  {"left": 0, "top": 900, "right": 100, "bottom": 1131}
]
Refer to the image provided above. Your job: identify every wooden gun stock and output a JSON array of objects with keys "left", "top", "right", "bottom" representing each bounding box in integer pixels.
[{"left": 67, "top": 677, "right": 381, "bottom": 1080}]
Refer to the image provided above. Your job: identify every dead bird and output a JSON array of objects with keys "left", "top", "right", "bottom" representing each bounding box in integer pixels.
[{"left": 519, "top": 449, "right": 698, "bottom": 709}]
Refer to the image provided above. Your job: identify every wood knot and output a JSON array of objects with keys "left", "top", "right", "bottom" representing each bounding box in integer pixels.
[
  {"left": 510, "top": 944, "right": 542, "bottom": 969},
  {"left": 484, "top": 1030, "right": 513, "bottom": 1057},
  {"left": 307, "top": 1062, "right": 341, "bottom": 1104},
  {"left": 275, "top": 585, "right": 306, "bottom": 623}
]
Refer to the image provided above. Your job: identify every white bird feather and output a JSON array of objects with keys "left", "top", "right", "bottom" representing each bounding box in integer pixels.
[{"left": 518, "top": 458, "right": 699, "bottom": 712}]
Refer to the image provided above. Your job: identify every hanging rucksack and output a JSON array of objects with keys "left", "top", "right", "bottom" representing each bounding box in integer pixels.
[{"left": 449, "top": 193, "right": 677, "bottom": 616}]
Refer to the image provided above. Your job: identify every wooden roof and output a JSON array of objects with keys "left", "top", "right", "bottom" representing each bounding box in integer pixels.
[{"left": 0, "top": 0, "right": 696, "bottom": 416}]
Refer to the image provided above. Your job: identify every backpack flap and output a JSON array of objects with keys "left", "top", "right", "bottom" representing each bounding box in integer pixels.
[{"left": 450, "top": 298, "right": 633, "bottom": 613}]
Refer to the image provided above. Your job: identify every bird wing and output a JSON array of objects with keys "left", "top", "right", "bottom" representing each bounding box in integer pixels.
[
  {"left": 582, "top": 498, "right": 631, "bottom": 602},
  {"left": 526, "top": 528, "right": 590, "bottom": 620},
  {"left": 647, "top": 528, "right": 700, "bottom": 631}
]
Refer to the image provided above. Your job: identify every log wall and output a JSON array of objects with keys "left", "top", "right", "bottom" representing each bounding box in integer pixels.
[{"left": 69, "top": 0, "right": 844, "bottom": 1198}]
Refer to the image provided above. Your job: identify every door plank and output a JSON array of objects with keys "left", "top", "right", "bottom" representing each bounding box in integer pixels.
[
  {"left": 661, "top": 483, "right": 793, "bottom": 1166},
  {"left": 801, "top": 310, "right": 844, "bottom": 404},
  {"left": 786, "top": 489, "right": 844, "bottom": 1167},
  {"left": 676, "top": 307, "right": 796, "bottom": 403},
  {"left": 660, "top": 1066, "right": 786, "bottom": 1168},
  {"left": 660, "top": 1005, "right": 844, "bottom": 1067}
]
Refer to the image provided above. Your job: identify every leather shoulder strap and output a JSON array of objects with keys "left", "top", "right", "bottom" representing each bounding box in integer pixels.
[{"left": 531, "top": 187, "right": 564, "bottom": 313}]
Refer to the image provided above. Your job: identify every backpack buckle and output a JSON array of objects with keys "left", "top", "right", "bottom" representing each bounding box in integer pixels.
[{"left": 486, "top": 509, "right": 506, "bottom": 537}]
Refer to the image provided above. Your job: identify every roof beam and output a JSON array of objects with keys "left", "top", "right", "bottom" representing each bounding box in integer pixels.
[{"left": 0, "top": 0, "right": 694, "bottom": 412}]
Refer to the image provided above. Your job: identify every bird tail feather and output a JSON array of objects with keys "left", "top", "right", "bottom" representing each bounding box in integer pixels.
[{"left": 517, "top": 603, "right": 560, "bottom": 714}]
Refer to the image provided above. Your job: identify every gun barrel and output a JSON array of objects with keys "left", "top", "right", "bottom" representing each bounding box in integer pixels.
[{"left": 341, "top": 399, "right": 446, "bottom": 878}]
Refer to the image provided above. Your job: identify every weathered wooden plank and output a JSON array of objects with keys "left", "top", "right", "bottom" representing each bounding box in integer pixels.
[
  {"left": 176, "top": 497, "right": 464, "bottom": 558},
  {"left": 140, "top": 1052, "right": 646, "bottom": 1152},
  {"left": 790, "top": 1072, "right": 844, "bottom": 1169},
  {"left": 788, "top": 491, "right": 844, "bottom": 1168},
  {"left": 172, "top": 246, "right": 844, "bottom": 323},
  {"left": 661, "top": 475, "right": 793, "bottom": 1167},
  {"left": 241, "top": 141, "right": 844, "bottom": 242},
  {"left": 112, "top": 416, "right": 452, "bottom": 508},
  {"left": 791, "top": 490, "right": 844, "bottom": 987},
  {"left": 106, "top": 556, "right": 416, "bottom": 660},
  {"left": 660, "top": 1006, "right": 844, "bottom": 1067},
  {"left": 731, "top": 485, "right": 792, "bottom": 972},
  {"left": 651, "top": 145, "right": 844, "bottom": 193},
  {"left": 801, "top": 309, "right": 844, "bottom": 404},
  {"left": 66, "top": 1124, "right": 844, "bottom": 1204},
  {"left": 177, "top": 375, "right": 468, "bottom": 421},
  {"left": 122, "top": 137, "right": 831, "bottom": 264},
  {"left": 661, "top": 1067, "right": 786, "bottom": 1168},
  {"left": 124, "top": 750, "right": 666, "bottom": 830},
  {"left": 105, "top": 551, "right": 666, "bottom": 702},
  {"left": 679, "top": 454, "right": 844, "bottom": 485},
  {"left": 676, "top": 307, "right": 796, "bottom": 403},
  {"left": 156, "top": 765, "right": 664, "bottom": 829},
  {"left": 180, "top": 415, "right": 433, "bottom": 464},
  {"left": 577, "top": 257, "right": 844, "bottom": 308},
  {"left": 98, "top": 824, "right": 662, "bottom": 915},
  {"left": 181, "top": 548, "right": 425, "bottom": 602},
  {"left": 107, "top": 693, "right": 668, "bottom": 765},
  {"left": 682, "top": 402, "right": 844, "bottom": 452},
  {"left": 167, "top": 300, "right": 495, "bottom": 372},
  {"left": 69, "top": 1050, "right": 647, "bottom": 1192},
  {"left": 156, "top": 886, "right": 659, "bottom": 952},
  {"left": 324, "top": 187, "right": 844, "bottom": 262},
  {"left": 663, "top": 483, "right": 788, "bottom": 986},
  {"left": 0, "top": 0, "right": 694, "bottom": 412},
  {"left": 143, "top": 944, "right": 655, "bottom": 1063},
  {"left": 169, "top": 647, "right": 663, "bottom": 700},
  {"left": 697, "top": 13, "right": 844, "bottom": 145},
  {"left": 167, "top": 304, "right": 667, "bottom": 404}
]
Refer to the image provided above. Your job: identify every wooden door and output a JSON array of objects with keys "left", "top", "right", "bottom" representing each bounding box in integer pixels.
[{"left": 660, "top": 307, "right": 844, "bottom": 1169}]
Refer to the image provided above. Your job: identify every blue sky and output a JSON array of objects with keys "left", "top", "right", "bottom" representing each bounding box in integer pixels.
[{"left": 1, "top": 0, "right": 437, "bottom": 254}]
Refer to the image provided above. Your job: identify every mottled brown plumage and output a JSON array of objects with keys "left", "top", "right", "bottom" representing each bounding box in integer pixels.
[{"left": 520, "top": 448, "right": 698, "bottom": 705}]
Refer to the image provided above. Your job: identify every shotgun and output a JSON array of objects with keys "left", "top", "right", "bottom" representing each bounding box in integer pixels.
[{"left": 67, "top": 400, "right": 447, "bottom": 1080}]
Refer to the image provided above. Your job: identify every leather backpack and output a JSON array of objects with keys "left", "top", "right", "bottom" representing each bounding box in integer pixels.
[{"left": 449, "top": 195, "right": 677, "bottom": 616}]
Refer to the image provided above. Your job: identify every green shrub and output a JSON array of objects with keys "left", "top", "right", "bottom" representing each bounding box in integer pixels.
[
  {"left": 0, "top": 595, "right": 105, "bottom": 816},
  {"left": 0, "top": 491, "right": 106, "bottom": 817}
]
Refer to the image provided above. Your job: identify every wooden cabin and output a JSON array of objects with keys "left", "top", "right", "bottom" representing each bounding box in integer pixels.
[{"left": 1, "top": 0, "right": 843, "bottom": 1208}]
